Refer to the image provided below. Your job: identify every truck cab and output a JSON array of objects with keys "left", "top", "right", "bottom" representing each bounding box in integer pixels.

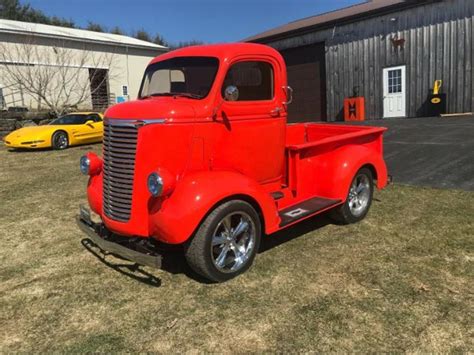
[{"left": 78, "top": 43, "right": 388, "bottom": 282}]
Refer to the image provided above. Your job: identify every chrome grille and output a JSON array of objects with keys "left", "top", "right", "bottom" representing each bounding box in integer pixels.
[{"left": 103, "top": 122, "right": 138, "bottom": 222}]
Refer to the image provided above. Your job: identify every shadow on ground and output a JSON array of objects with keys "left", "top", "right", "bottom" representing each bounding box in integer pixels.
[{"left": 80, "top": 212, "right": 335, "bottom": 285}]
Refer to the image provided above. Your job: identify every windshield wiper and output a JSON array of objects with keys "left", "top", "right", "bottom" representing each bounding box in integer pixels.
[{"left": 141, "top": 92, "right": 203, "bottom": 100}]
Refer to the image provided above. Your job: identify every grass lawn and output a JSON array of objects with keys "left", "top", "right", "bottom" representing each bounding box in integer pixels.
[{"left": 0, "top": 143, "right": 473, "bottom": 352}]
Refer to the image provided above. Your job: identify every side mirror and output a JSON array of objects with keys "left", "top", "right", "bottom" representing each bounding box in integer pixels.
[
  {"left": 85, "top": 120, "right": 94, "bottom": 126},
  {"left": 224, "top": 85, "right": 239, "bottom": 101}
]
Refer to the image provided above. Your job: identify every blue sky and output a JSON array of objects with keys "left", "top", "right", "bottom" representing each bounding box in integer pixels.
[{"left": 26, "top": 0, "right": 362, "bottom": 44}]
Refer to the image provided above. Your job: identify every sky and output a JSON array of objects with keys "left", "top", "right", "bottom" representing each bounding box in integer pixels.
[{"left": 26, "top": 0, "right": 363, "bottom": 44}]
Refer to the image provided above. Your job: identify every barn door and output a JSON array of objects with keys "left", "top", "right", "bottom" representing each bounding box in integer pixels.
[
  {"left": 280, "top": 43, "right": 327, "bottom": 123},
  {"left": 89, "top": 68, "right": 109, "bottom": 111},
  {"left": 383, "top": 66, "right": 406, "bottom": 118}
]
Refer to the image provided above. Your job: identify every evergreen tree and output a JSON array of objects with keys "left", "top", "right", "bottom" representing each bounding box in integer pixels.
[
  {"left": 170, "top": 40, "right": 205, "bottom": 50},
  {"left": 153, "top": 33, "right": 168, "bottom": 46},
  {"left": 110, "top": 26, "right": 124, "bottom": 35},
  {"left": 86, "top": 21, "right": 105, "bottom": 32},
  {"left": 134, "top": 29, "right": 152, "bottom": 42}
]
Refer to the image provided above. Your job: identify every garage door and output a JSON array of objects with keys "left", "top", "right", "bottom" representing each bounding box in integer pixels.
[{"left": 280, "top": 43, "right": 327, "bottom": 123}]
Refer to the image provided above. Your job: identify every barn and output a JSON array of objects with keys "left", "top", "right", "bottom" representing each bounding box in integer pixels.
[
  {"left": 246, "top": 0, "right": 473, "bottom": 122},
  {"left": 0, "top": 19, "right": 167, "bottom": 112}
]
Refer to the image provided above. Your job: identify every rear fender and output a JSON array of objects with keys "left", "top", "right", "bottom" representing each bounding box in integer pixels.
[
  {"left": 149, "top": 171, "right": 280, "bottom": 244},
  {"left": 317, "top": 145, "right": 388, "bottom": 201}
]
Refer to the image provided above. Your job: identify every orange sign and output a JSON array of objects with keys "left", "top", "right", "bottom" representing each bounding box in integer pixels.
[{"left": 344, "top": 97, "right": 365, "bottom": 121}]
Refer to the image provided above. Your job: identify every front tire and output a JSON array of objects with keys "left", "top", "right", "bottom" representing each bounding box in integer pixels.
[
  {"left": 330, "top": 167, "right": 374, "bottom": 224},
  {"left": 185, "top": 200, "right": 261, "bottom": 283},
  {"left": 52, "top": 131, "right": 69, "bottom": 150}
]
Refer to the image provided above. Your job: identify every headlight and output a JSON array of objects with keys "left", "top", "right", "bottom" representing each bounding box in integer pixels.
[
  {"left": 80, "top": 152, "right": 103, "bottom": 176},
  {"left": 147, "top": 172, "right": 163, "bottom": 196},
  {"left": 80, "top": 155, "right": 90, "bottom": 175}
]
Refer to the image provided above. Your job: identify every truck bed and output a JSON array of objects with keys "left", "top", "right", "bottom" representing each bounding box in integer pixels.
[
  {"left": 280, "top": 122, "right": 387, "bottom": 211},
  {"left": 285, "top": 123, "right": 386, "bottom": 151}
]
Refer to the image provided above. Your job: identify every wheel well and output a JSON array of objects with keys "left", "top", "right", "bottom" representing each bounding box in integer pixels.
[
  {"left": 52, "top": 130, "right": 68, "bottom": 141},
  {"left": 360, "top": 163, "right": 377, "bottom": 182},
  {"left": 191, "top": 194, "right": 266, "bottom": 240}
]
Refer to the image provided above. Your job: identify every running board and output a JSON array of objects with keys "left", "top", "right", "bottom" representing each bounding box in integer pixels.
[
  {"left": 270, "top": 191, "right": 284, "bottom": 200},
  {"left": 278, "top": 197, "right": 341, "bottom": 227}
]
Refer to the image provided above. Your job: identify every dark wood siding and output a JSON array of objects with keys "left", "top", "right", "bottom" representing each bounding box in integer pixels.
[
  {"left": 280, "top": 43, "right": 327, "bottom": 122},
  {"left": 258, "top": 0, "right": 473, "bottom": 120}
]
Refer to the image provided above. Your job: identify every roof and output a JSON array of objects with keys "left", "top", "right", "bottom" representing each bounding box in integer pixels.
[
  {"left": 245, "top": 0, "right": 427, "bottom": 42},
  {"left": 0, "top": 19, "right": 167, "bottom": 51},
  {"left": 149, "top": 43, "right": 283, "bottom": 64}
]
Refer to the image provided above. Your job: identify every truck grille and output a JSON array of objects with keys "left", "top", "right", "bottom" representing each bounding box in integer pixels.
[{"left": 103, "top": 122, "right": 138, "bottom": 222}]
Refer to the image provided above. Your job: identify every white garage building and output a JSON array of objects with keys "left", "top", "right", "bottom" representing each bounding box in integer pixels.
[{"left": 0, "top": 19, "right": 167, "bottom": 112}]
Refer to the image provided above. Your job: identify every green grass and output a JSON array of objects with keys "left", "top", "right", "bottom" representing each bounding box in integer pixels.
[{"left": 0, "top": 144, "right": 473, "bottom": 352}]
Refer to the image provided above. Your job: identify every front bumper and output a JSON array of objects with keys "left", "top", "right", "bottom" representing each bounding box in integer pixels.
[
  {"left": 77, "top": 206, "right": 163, "bottom": 268},
  {"left": 4, "top": 139, "right": 48, "bottom": 149}
]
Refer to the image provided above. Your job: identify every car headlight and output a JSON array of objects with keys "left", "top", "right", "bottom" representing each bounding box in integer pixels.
[
  {"left": 147, "top": 172, "right": 164, "bottom": 196},
  {"left": 80, "top": 152, "right": 103, "bottom": 176},
  {"left": 80, "top": 155, "right": 90, "bottom": 175}
]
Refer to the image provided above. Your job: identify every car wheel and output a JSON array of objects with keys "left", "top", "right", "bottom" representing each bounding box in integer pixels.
[
  {"left": 330, "top": 167, "right": 374, "bottom": 224},
  {"left": 52, "top": 131, "right": 68, "bottom": 150},
  {"left": 185, "top": 200, "right": 261, "bottom": 283}
]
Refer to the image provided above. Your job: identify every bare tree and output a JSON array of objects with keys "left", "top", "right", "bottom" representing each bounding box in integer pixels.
[{"left": 0, "top": 35, "right": 116, "bottom": 115}]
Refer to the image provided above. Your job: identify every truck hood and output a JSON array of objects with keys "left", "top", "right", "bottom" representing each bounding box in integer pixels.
[{"left": 105, "top": 98, "right": 199, "bottom": 122}]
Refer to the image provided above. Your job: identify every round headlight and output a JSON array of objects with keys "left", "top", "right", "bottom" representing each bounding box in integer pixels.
[
  {"left": 80, "top": 155, "right": 90, "bottom": 175},
  {"left": 147, "top": 172, "right": 163, "bottom": 196}
]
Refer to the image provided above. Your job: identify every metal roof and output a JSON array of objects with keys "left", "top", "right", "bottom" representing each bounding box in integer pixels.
[
  {"left": 0, "top": 19, "right": 167, "bottom": 50},
  {"left": 245, "top": 0, "right": 427, "bottom": 42}
]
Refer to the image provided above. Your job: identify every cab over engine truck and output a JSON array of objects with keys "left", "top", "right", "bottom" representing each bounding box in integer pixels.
[{"left": 77, "top": 43, "right": 388, "bottom": 282}]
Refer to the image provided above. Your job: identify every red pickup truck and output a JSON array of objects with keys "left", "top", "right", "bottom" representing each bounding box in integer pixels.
[{"left": 77, "top": 43, "right": 388, "bottom": 282}]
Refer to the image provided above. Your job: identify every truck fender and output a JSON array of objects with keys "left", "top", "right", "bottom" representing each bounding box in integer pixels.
[
  {"left": 317, "top": 144, "right": 388, "bottom": 201},
  {"left": 148, "top": 171, "right": 280, "bottom": 244},
  {"left": 87, "top": 172, "right": 103, "bottom": 215}
]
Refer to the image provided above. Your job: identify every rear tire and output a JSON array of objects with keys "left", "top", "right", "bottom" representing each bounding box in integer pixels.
[
  {"left": 52, "top": 131, "right": 68, "bottom": 150},
  {"left": 185, "top": 200, "right": 261, "bottom": 283},
  {"left": 330, "top": 167, "right": 374, "bottom": 224}
]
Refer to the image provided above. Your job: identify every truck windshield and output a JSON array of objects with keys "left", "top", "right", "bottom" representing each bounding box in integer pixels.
[{"left": 139, "top": 57, "right": 219, "bottom": 100}]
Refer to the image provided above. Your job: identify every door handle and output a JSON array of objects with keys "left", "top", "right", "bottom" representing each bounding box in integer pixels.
[{"left": 270, "top": 107, "right": 282, "bottom": 117}]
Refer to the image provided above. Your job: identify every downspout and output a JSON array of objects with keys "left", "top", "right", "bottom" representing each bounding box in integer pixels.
[{"left": 126, "top": 45, "right": 130, "bottom": 97}]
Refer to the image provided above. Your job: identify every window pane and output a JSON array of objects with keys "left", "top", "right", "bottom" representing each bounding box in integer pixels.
[
  {"left": 49, "top": 114, "right": 88, "bottom": 125},
  {"left": 387, "top": 69, "right": 402, "bottom": 94},
  {"left": 222, "top": 61, "right": 274, "bottom": 101},
  {"left": 87, "top": 114, "right": 101, "bottom": 122},
  {"left": 140, "top": 57, "right": 219, "bottom": 99}
]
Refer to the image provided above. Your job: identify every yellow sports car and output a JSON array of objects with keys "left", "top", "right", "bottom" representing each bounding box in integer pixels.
[{"left": 3, "top": 112, "right": 103, "bottom": 150}]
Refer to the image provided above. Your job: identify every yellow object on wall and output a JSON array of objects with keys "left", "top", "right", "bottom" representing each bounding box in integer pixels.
[{"left": 433, "top": 80, "right": 442, "bottom": 95}]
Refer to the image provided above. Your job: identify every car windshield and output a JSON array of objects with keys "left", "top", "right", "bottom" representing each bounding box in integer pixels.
[
  {"left": 49, "top": 114, "right": 88, "bottom": 125},
  {"left": 139, "top": 56, "right": 219, "bottom": 100}
]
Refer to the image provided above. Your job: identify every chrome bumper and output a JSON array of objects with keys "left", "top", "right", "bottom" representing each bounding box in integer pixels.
[{"left": 77, "top": 206, "right": 162, "bottom": 269}]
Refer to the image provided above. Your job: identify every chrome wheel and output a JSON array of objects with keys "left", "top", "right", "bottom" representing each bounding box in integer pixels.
[
  {"left": 211, "top": 212, "right": 256, "bottom": 273},
  {"left": 53, "top": 132, "right": 68, "bottom": 149},
  {"left": 348, "top": 173, "right": 371, "bottom": 217}
]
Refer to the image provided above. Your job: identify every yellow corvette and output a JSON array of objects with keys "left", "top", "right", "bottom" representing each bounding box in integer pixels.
[{"left": 3, "top": 112, "right": 103, "bottom": 150}]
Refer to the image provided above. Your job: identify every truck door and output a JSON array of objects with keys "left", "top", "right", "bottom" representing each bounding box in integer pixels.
[{"left": 217, "top": 59, "right": 286, "bottom": 184}]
